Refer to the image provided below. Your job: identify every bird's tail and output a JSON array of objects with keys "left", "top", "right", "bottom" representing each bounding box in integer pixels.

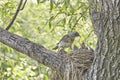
[{"left": 53, "top": 46, "right": 58, "bottom": 50}]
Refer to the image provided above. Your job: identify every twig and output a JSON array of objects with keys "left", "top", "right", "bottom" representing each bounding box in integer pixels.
[
  {"left": 5, "top": 0, "right": 23, "bottom": 30},
  {"left": 71, "top": 16, "right": 81, "bottom": 31},
  {"left": 20, "top": 0, "right": 27, "bottom": 10},
  {"left": 83, "top": 30, "right": 94, "bottom": 42}
]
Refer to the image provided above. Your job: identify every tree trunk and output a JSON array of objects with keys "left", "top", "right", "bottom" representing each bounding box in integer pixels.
[{"left": 83, "top": 0, "right": 120, "bottom": 80}]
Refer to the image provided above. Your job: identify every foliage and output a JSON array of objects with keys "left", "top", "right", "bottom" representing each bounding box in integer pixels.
[{"left": 0, "top": 0, "right": 97, "bottom": 80}]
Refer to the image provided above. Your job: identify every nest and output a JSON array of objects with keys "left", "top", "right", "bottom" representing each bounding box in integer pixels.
[
  {"left": 63, "top": 49, "right": 94, "bottom": 80},
  {"left": 50, "top": 48, "right": 94, "bottom": 80}
]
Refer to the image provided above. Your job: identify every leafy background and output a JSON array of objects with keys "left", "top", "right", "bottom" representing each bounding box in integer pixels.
[{"left": 0, "top": 0, "right": 97, "bottom": 80}]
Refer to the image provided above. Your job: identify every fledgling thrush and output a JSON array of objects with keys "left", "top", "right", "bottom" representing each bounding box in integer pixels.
[{"left": 53, "top": 32, "right": 80, "bottom": 50}]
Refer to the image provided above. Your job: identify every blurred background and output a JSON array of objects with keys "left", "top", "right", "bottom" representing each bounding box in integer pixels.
[{"left": 0, "top": 0, "right": 97, "bottom": 80}]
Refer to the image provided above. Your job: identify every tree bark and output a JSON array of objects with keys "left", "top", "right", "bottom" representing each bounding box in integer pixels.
[
  {"left": 0, "top": 28, "right": 65, "bottom": 76},
  {"left": 83, "top": 0, "right": 120, "bottom": 80}
]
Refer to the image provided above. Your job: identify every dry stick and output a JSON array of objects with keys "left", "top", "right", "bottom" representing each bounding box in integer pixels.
[{"left": 5, "top": 0, "right": 23, "bottom": 30}]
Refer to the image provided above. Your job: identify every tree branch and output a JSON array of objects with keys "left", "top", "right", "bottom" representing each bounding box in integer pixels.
[
  {"left": 5, "top": 0, "right": 23, "bottom": 30},
  {"left": 0, "top": 27, "right": 64, "bottom": 75}
]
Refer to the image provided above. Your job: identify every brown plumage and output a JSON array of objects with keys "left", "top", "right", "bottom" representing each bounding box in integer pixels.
[{"left": 53, "top": 32, "right": 80, "bottom": 50}]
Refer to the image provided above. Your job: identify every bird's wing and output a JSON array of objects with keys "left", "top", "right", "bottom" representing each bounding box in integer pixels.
[{"left": 59, "top": 35, "right": 71, "bottom": 43}]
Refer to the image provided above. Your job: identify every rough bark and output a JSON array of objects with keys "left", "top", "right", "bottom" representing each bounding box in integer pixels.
[
  {"left": 83, "top": 0, "right": 120, "bottom": 80},
  {"left": 0, "top": 28, "right": 65, "bottom": 76}
]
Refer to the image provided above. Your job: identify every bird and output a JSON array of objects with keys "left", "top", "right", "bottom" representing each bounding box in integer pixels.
[
  {"left": 53, "top": 32, "right": 80, "bottom": 50},
  {"left": 72, "top": 45, "right": 79, "bottom": 51}
]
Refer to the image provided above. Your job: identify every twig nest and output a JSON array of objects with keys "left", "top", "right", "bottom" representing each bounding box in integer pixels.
[
  {"left": 63, "top": 49, "right": 94, "bottom": 80},
  {"left": 51, "top": 49, "right": 94, "bottom": 80}
]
